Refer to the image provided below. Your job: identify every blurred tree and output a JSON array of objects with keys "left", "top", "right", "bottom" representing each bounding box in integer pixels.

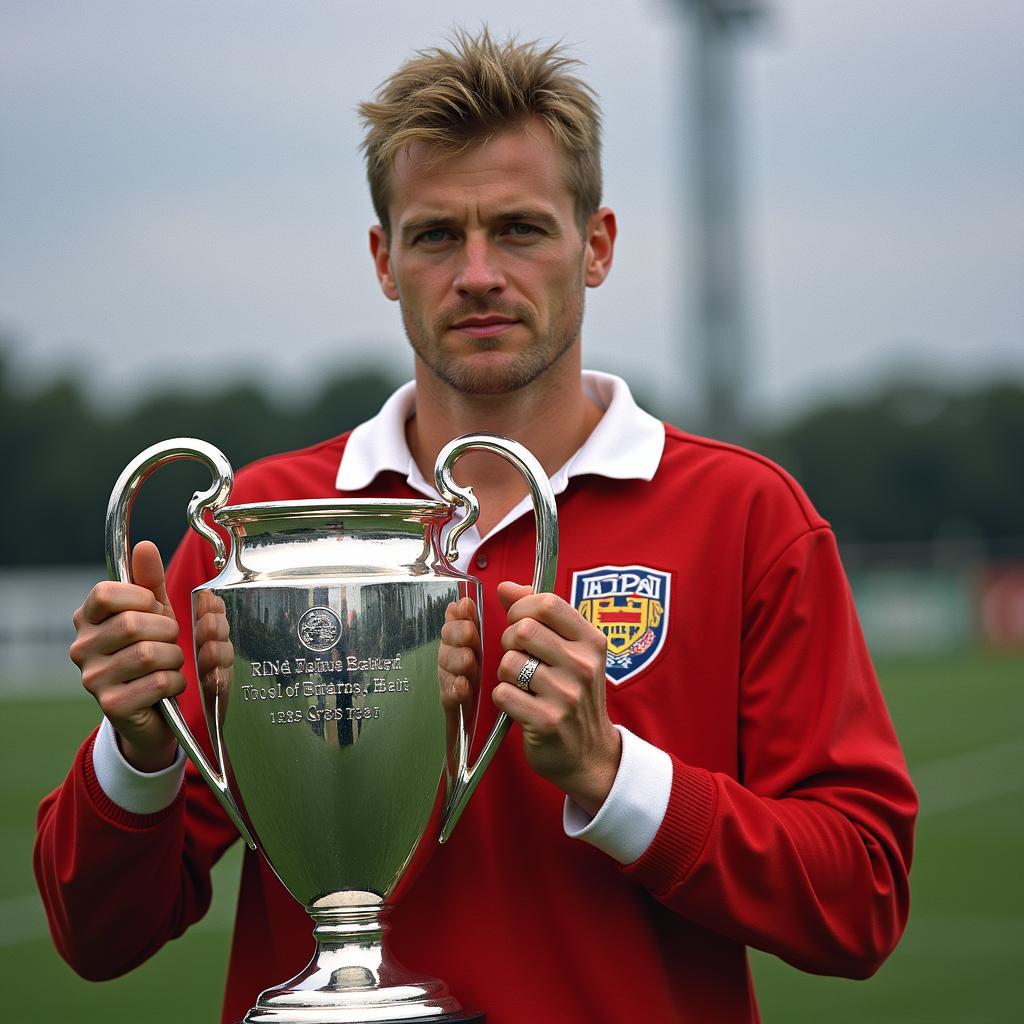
[
  {"left": 755, "top": 381, "right": 1024, "bottom": 549},
  {"left": 1, "top": 347, "right": 398, "bottom": 565},
  {"left": 3, "top": 344, "right": 1021, "bottom": 564}
]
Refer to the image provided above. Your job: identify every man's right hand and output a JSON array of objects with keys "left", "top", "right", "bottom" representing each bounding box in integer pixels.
[{"left": 70, "top": 540, "right": 185, "bottom": 773}]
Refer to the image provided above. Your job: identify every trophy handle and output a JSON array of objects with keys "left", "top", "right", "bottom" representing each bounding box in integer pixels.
[
  {"left": 105, "top": 438, "right": 256, "bottom": 850},
  {"left": 434, "top": 433, "right": 559, "bottom": 843}
]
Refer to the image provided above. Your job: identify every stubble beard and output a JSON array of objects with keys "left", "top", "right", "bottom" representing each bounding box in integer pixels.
[{"left": 400, "top": 265, "right": 586, "bottom": 396}]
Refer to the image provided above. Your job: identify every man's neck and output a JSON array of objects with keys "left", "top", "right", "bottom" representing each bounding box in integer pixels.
[{"left": 406, "top": 355, "right": 603, "bottom": 536}]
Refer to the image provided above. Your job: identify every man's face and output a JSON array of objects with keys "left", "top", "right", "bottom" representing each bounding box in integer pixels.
[{"left": 370, "top": 120, "right": 614, "bottom": 396}]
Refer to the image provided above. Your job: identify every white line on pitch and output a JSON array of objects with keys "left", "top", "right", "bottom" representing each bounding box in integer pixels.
[{"left": 912, "top": 738, "right": 1024, "bottom": 818}]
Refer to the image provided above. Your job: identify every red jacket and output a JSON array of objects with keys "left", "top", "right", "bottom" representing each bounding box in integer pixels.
[{"left": 36, "top": 425, "right": 917, "bottom": 1023}]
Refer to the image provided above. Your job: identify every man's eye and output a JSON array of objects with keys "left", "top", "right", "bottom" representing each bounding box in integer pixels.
[
  {"left": 417, "top": 228, "right": 451, "bottom": 244},
  {"left": 505, "top": 223, "right": 538, "bottom": 237}
]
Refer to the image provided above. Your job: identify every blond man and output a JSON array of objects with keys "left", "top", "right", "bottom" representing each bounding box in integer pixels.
[{"left": 37, "top": 30, "right": 916, "bottom": 1024}]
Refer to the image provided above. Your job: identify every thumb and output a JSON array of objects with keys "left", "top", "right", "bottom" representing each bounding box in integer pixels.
[
  {"left": 497, "top": 580, "right": 533, "bottom": 612},
  {"left": 131, "top": 540, "right": 174, "bottom": 614}
]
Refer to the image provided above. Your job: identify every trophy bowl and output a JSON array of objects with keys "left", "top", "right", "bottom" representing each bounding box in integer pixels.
[{"left": 105, "top": 435, "right": 558, "bottom": 1024}]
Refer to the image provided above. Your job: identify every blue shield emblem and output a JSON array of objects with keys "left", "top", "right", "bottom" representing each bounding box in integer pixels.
[{"left": 571, "top": 565, "right": 671, "bottom": 686}]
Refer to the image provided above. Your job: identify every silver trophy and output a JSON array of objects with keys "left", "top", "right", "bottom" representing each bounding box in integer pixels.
[{"left": 105, "top": 435, "right": 558, "bottom": 1024}]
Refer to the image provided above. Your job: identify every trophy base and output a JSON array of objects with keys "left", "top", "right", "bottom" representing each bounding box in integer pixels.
[{"left": 240, "top": 904, "right": 483, "bottom": 1024}]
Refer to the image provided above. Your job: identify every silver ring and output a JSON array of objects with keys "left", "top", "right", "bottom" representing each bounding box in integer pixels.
[{"left": 515, "top": 655, "right": 541, "bottom": 693}]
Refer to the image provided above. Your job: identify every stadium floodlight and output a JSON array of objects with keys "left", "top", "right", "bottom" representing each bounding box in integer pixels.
[
  {"left": 681, "top": 0, "right": 767, "bottom": 22},
  {"left": 670, "top": 0, "right": 769, "bottom": 443}
]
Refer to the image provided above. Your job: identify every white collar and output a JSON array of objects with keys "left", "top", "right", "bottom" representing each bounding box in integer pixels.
[
  {"left": 336, "top": 370, "right": 665, "bottom": 500},
  {"left": 336, "top": 371, "right": 664, "bottom": 567}
]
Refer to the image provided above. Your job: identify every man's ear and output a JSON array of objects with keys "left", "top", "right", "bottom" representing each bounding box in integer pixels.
[
  {"left": 583, "top": 207, "right": 617, "bottom": 288},
  {"left": 369, "top": 225, "right": 399, "bottom": 301}
]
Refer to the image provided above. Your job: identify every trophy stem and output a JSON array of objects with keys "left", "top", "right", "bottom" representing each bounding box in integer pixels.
[{"left": 242, "top": 904, "right": 481, "bottom": 1023}]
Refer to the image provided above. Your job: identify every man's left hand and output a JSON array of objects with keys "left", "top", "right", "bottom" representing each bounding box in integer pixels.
[{"left": 493, "top": 581, "right": 621, "bottom": 817}]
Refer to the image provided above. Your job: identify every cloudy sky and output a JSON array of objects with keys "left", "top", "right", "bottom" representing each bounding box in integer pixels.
[{"left": 1, "top": 0, "right": 1021, "bottom": 422}]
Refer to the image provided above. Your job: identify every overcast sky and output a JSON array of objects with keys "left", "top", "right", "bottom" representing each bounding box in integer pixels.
[{"left": 1, "top": 0, "right": 1021, "bottom": 422}]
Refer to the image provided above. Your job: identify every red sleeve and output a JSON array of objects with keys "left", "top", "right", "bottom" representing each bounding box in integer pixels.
[
  {"left": 622, "top": 527, "right": 918, "bottom": 979},
  {"left": 33, "top": 529, "right": 238, "bottom": 980}
]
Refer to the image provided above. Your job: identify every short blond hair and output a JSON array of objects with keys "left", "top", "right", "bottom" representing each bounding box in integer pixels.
[{"left": 359, "top": 28, "right": 603, "bottom": 234}]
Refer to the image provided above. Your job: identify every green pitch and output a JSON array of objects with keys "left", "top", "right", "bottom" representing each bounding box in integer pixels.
[
  {"left": 751, "top": 649, "right": 1024, "bottom": 1023},
  {"left": 2, "top": 649, "right": 1021, "bottom": 1022}
]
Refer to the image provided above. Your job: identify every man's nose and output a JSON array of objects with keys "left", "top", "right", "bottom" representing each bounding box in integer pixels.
[{"left": 453, "top": 237, "right": 506, "bottom": 297}]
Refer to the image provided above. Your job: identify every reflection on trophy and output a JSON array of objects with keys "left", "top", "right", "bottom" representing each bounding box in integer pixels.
[{"left": 105, "top": 435, "right": 557, "bottom": 1024}]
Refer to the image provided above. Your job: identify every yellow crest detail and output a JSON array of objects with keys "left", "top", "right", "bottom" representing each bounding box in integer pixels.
[{"left": 579, "top": 596, "right": 664, "bottom": 657}]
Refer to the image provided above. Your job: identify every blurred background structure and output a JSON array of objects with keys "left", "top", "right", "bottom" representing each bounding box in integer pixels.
[
  {"left": 1, "top": 1, "right": 1021, "bottom": 1021},
  {"left": 679, "top": 0, "right": 768, "bottom": 445}
]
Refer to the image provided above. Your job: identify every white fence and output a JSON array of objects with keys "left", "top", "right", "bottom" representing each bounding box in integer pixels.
[
  {"left": 0, "top": 567, "right": 104, "bottom": 697},
  {"left": 2, "top": 559, "right": 1022, "bottom": 697}
]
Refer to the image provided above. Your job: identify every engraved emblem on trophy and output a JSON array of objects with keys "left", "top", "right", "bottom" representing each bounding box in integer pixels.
[
  {"left": 106, "top": 434, "right": 558, "bottom": 1024},
  {"left": 298, "top": 608, "right": 343, "bottom": 652}
]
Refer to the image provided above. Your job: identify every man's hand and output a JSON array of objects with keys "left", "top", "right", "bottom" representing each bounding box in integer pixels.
[
  {"left": 493, "top": 582, "right": 621, "bottom": 816},
  {"left": 70, "top": 541, "right": 185, "bottom": 773},
  {"left": 438, "top": 596, "right": 482, "bottom": 712}
]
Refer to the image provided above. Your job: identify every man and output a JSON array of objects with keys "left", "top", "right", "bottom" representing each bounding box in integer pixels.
[{"left": 36, "top": 30, "right": 917, "bottom": 1024}]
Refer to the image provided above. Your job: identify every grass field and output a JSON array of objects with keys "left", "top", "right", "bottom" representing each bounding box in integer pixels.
[{"left": 2, "top": 649, "right": 1022, "bottom": 1021}]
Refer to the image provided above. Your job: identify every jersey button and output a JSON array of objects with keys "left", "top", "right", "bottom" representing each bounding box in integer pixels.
[{"left": 475, "top": 554, "right": 489, "bottom": 570}]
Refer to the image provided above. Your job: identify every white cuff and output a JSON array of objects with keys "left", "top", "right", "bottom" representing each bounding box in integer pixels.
[
  {"left": 563, "top": 725, "right": 672, "bottom": 865},
  {"left": 92, "top": 716, "right": 186, "bottom": 815}
]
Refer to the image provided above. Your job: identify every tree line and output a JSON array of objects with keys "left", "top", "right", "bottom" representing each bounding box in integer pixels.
[
  {"left": 751, "top": 380, "right": 1024, "bottom": 554},
  {"left": 2, "top": 350, "right": 1021, "bottom": 565},
  {"left": 1, "top": 352, "right": 398, "bottom": 566}
]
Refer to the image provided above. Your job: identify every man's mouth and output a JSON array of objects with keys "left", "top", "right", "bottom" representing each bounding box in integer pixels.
[{"left": 450, "top": 316, "right": 520, "bottom": 339}]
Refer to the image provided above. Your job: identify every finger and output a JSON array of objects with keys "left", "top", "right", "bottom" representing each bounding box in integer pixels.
[
  {"left": 194, "top": 608, "right": 230, "bottom": 646},
  {"left": 195, "top": 590, "right": 226, "bottom": 617},
  {"left": 97, "top": 670, "right": 187, "bottom": 723},
  {"left": 441, "top": 617, "right": 480, "bottom": 649},
  {"left": 497, "top": 581, "right": 533, "bottom": 612},
  {"left": 196, "top": 639, "right": 234, "bottom": 677},
  {"left": 500, "top": 615, "right": 575, "bottom": 668},
  {"left": 85, "top": 639, "right": 185, "bottom": 693},
  {"left": 491, "top": 679, "right": 552, "bottom": 726},
  {"left": 438, "top": 669, "right": 471, "bottom": 710},
  {"left": 503, "top": 588, "right": 596, "bottom": 643},
  {"left": 445, "top": 597, "right": 479, "bottom": 622},
  {"left": 497, "top": 650, "right": 549, "bottom": 695},
  {"left": 438, "top": 641, "right": 478, "bottom": 680},
  {"left": 78, "top": 609, "right": 181, "bottom": 659},
  {"left": 132, "top": 541, "right": 174, "bottom": 613},
  {"left": 79, "top": 580, "right": 165, "bottom": 626}
]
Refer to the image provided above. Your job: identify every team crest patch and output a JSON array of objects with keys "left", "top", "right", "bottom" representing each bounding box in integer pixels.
[{"left": 571, "top": 566, "right": 671, "bottom": 686}]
